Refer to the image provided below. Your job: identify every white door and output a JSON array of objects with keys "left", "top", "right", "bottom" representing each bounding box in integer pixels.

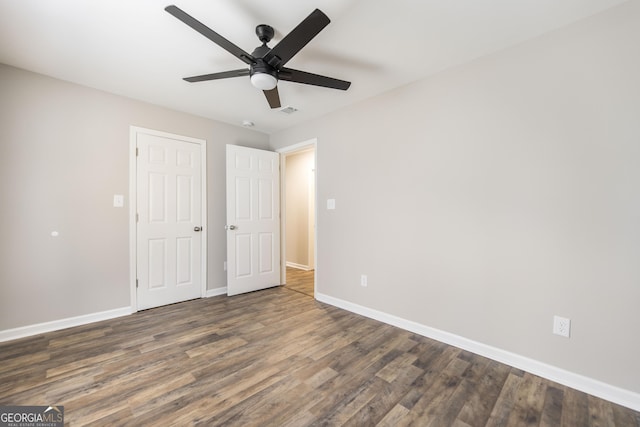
[
  {"left": 136, "top": 131, "right": 203, "bottom": 309},
  {"left": 226, "top": 145, "right": 280, "bottom": 296}
]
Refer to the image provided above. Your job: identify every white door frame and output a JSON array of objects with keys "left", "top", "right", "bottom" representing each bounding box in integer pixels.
[
  {"left": 277, "top": 138, "right": 318, "bottom": 294},
  {"left": 129, "top": 126, "right": 208, "bottom": 311}
]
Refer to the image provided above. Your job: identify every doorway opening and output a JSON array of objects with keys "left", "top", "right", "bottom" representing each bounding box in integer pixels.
[{"left": 279, "top": 140, "right": 317, "bottom": 297}]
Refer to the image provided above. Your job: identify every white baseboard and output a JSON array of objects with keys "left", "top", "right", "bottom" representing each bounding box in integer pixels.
[
  {"left": 286, "top": 262, "right": 312, "bottom": 271},
  {"left": 205, "top": 287, "right": 227, "bottom": 298},
  {"left": 0, "top": 288, "right": 228, "bottom": 343},
  {"left": 0, "top": 307, "right": 132, "bottom": 343},
  {"left": 315, "top": 292, "right": 640, "bottom": 412}
]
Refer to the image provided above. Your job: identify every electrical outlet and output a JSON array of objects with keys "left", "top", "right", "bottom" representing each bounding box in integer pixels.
[
  {"left": 553, "top": 315, "right": 571, "bottom": 338},
  {"left": 360, "top": 275, "right": 367, "bottom": 287}
]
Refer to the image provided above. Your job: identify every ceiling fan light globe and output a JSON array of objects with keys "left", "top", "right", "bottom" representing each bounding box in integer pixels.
[{"left": 251, "top": 73, "right": 278, "bottom": 91}]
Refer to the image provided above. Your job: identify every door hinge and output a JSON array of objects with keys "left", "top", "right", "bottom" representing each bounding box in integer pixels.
[
  {"left": 136, "top": 147, "right": 139, "bottom": 156},
  {"left": 136, "top": 213, "right": 139, "bottom": 222},
  {"left": 136, "top": 279, "right": 139, "bottom": 288}
]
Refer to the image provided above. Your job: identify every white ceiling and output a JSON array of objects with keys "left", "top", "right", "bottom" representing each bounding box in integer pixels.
[{"left": 0, "top": 0, "right": 628, "bottom": 134}]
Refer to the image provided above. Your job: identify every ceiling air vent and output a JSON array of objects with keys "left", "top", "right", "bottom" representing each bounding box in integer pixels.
[{"left": 279, "top": 106, "right": 298, "bottom": 114}]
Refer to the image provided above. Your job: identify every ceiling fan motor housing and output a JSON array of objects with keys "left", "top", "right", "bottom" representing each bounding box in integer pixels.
[
  {"left": 255, "top": 24, "right": 274, "bottom": 44},
  {"left": 250, "top": 43, "right": 279, "bottom": 89},
  {"left": 250, "top": 59, "right": 278, "bottom": 90},
  {"left": 250, "top": 60, "right": 277, "bottom": 78}
]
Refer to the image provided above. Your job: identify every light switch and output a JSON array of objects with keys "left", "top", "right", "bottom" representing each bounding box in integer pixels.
[
  {"left": 327, "top": 199, "right": 336, "bottom": 210},
  {"left": 113, "top": 194, "right": 124, "bottom": 208}
]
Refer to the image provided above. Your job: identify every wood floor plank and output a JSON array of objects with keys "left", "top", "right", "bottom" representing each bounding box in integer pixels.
[
  {"left": 376, "top": 404, "right": 411, "bottom": 426},
  {"left": 0, "top": 279, "right": 638, "bottom": 426},
  {"left": 613, "top": 403, "right": 640, "bottom": 427},
  {"left": 455, "top": 360, "right": 512, "bottom": 426},
  {"left": 505, "top": 373, "right": 547, "bottom": 426},
  {"left": 251, "top": 381, "right": 319, "bottom": 426},
  {"left": 375, "top": 351, "right": 419, "bottom": 383},
  {"left": 0, "top": 351, "right": 50, "bottom": 375},
  {"left": 307, "top": 343, "right": 407, "bottom": 417},
  {"left": 539, "top": 385, "right": 564, "bottom": 427},
  {"left": 588, "top": 394, "right": 617, "bottom": 427},
  {"left": 319, "top": 376, "right": 389, "bottom": 426},
  {"left": 397, "top": 345, "right": 461, "bottom": 411},
  {"left": 203, "top": 363, "right": 306, "bottom": 426},
  {"left": 405, "top": 355, "right": 470, "bottom": 425},
  {"left": 344, "top": 359, "right": 424, "bottom": 426},
  {"left": 317, "top": 333, "right": 417, "bottom": 422},
  {"left": 485, "top": 372, "right": 525, "bottom": 427},
  {"left": 430, "top": 352, "right": 493, "bottom": 426},
  {"left": 561, "top": 386, "right": 591, "bottom": 427}
]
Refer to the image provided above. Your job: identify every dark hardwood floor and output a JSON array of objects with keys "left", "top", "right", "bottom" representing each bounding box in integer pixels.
[{"left": 1, "top": 282, "right": 639, "bottom": 426}]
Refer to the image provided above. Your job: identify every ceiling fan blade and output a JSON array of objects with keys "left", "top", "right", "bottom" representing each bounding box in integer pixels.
[
  {"left": 165, "top": 5, "right": 254, "bottom": 65},
  {"left": 183, "top": 69, "right": 250, "bottom": 83},
  {"left": 263, "top": 9, "right": 330, "bottom": 68},
  {"left": 263, "top": 87, "right": 281, "bottom": 109},
  {"left": 279, "top": 68, "right": 351, "bottom": 90}
]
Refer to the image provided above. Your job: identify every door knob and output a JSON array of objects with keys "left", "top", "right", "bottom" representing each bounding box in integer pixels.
[
  {"left": 194, "top": 226, "right": 202, "bottom": 232},
  {"left": 225, "top": 225, "right": 237, "bottom": 230}
]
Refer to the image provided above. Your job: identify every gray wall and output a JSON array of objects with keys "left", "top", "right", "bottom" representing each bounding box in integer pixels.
[
  {"left": 0, "top": 64, "right": 269, "bottom": 330},
  {"left": 270, "top": 2, "right": 640, "bottom": 393}
]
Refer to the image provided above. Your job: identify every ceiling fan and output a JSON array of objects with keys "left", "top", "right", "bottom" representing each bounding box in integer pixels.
[{"left": 165, "top": 5, "right": 351, "bottom": 109}]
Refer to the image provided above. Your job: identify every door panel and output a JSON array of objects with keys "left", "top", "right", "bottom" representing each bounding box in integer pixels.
[
  {"left": 226, "top": 145, "right": 280, "bottom": 296},
  {"left": 176, "top": 237, "right": 193, "bottom": 285},
  {"left": 148, "top": 239, "right": 166, "bottom": 289},
  {"left": 259, "top": 232, "right": 274, "bottom": 273},
  {"left": 137, "top": 132, "right": 202, "bottom": 309},
  {"left": 176, "top": 175, "right": 193, "bottom": 222}
]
